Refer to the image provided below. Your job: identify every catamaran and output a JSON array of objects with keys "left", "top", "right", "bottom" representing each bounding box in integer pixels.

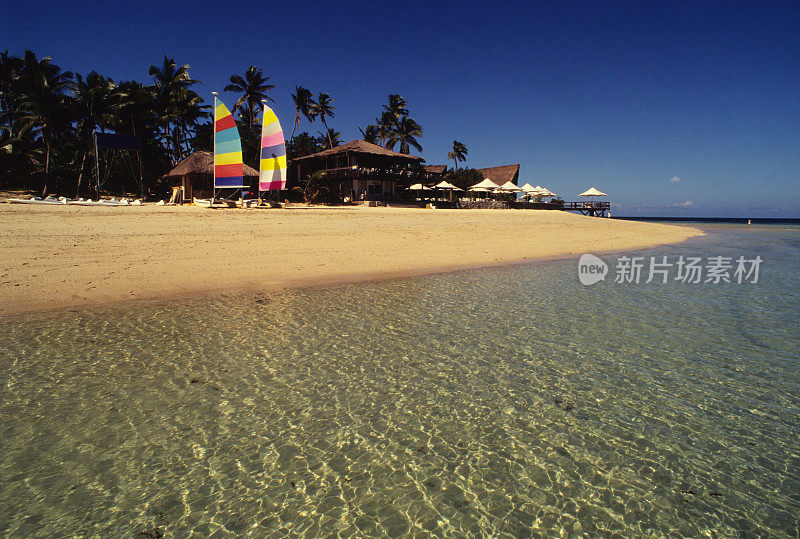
[
  {"left": 194, "top": 92, "right": 245, "bottom": 207},
  {"left": 256, "top": 99, "right": 287, "bottom": 203}
]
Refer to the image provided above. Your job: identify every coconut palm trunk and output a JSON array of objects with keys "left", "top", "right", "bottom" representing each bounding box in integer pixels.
[{"left": 75, "top": 147, "right": 88, "bottom": 198}]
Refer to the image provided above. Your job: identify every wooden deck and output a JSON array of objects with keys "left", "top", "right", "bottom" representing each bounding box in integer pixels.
[{"left": 563, "top": 201, "right": 611, "bottom": 217}]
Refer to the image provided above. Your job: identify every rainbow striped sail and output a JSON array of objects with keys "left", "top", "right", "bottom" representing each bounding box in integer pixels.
[
  {"left": 259, "top": 104, "right": 287, "bottom": 191},
  {"left": 213, "top": 96, "right": 245, "bottom": 188}
]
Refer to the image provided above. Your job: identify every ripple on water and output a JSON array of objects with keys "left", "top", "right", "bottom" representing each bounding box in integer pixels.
[{"left": 1, "top": 226, "right": 800, "bottom": 536}]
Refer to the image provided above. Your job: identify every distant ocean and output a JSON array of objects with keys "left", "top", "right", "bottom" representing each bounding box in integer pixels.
[
  {"left": 615, "top": 216, "right": 800, "bottom": 225},
  {"left": 1, "top": 223, "right": 798, "bottom": 535}
]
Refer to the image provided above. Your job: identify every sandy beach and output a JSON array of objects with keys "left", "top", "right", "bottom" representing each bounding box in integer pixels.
[{"left": 0, "top": 204, "right": 703, "bottom": 316}]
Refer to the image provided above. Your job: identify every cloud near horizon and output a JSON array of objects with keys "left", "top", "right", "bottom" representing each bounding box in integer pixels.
[
  {"left": 674, "top": 200, "right": 693, "bottom": 207},
  {"left": 670, "top": 176, "right": 681, "bottom": 184}
]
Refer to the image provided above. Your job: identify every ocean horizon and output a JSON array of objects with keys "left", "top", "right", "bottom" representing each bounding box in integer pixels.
[{"left": 1, "top": 222, "right": 798, "bottom": 536}]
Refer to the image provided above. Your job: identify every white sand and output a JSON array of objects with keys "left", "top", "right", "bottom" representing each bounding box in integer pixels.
[{"left": 0, "top": 204, "right": 703, "bottom": 315}]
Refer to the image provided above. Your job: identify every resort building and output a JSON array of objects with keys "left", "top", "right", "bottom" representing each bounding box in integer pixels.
[
  {"left": 423, "top": 165, "right": 448, "bottom": 181},
  {"left": 475, "top": 164, "right": 520, "bottom": 187},
  {"left": 291, "top": 140, "right": 426, "bottom": 202}
]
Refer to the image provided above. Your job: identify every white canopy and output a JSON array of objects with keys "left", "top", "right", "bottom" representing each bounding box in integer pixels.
[
  {"left": 408, "top": 183, "right": 434, "bottom": 191},
  {"left": 469, "top": 178, "right": 502, "bottom": 190},
  {"left": 435, "top": 180, "right": 464, "bottom": 191},
  {"left": 539, "top": 187, "right": 557, "bottom": 197},
  {"left": 470, "top": 187, "right": 492, "bottom": 192},
  {"left": 579, "top": 187, "right": 607, "bottom": 197},
  {"left": 520, "top": 183, "right": 539, "bottom": 193},
  {"left": 497, "top": 181, "right": 522, "bottom": 192}
]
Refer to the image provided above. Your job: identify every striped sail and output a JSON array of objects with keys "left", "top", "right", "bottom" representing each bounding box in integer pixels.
[
  {"left": 259, "top": 105, "right": 287, "bottom": 191},
  {"left": 213, "top": 96, "right": 245, "bottom": 188}
]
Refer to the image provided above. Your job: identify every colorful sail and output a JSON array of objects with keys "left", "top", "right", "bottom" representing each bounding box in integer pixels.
[
  {"left": 259, "top": 104, "right": 287, "bottom": 191},
  {"left": 213, "top": 96, "right": 245, "bottom": 188}
]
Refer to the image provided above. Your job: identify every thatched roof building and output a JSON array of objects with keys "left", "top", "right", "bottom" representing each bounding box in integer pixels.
[
  {"left": 423, "top": 165, "right": 447, "bottom": 174},
  {"left": 163, "top": 151, "right": 259, "bottom": 178},
  {"left": 475, "top": 164, "right": 520, "bottom": 186},
  {"left": 291, "top": 140, "right": 426, "bottom": 203},
  {"left": 292, "top": 139, "right": 424, "bottom": 165},
  {"left": 163, "top": 151, "right": 259, "bottom": 203}
]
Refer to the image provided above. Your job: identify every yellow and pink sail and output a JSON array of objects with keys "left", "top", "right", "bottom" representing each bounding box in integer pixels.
[
  {"left": 259, "top": 104, "right": 287, "bottom": 191},
  {"left": 213, "top": 96, "right": 245, "bottom": 188}
]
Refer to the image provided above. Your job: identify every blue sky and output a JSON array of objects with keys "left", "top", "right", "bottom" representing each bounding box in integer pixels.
[{"left": 4, "top": 0, "right": 799, "bottom": 216}]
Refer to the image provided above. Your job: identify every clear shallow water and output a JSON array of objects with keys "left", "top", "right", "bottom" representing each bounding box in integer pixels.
[{"left": 1, "top": 224, "right": 799, "bottom": 536}]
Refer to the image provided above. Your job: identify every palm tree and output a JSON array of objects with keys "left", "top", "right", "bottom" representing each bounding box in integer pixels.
[
  {"left": 224, "top": 65, "right": 275, "bottom": 130},
  {"left": 382, "top": 94, "right": 408, "bottom": 120},
  {"left": 317, "top": 128, "right": 341, "bottom": 149},
  {"left": 376, "top": 111, "right": 396, "bottom": 148},
  {"left": 149, "top": 56, "right": 199, "bottom": 162},
  {"left": 358, "top": 124, "right": 380, "bottom": 144},
  {"left": 0, "top": 51, "right": 25, "bottom": 133},
  {"left": 71, "top": 72, "right": 125, "bottom": 196},
  {"left": 447, "top": 140, "right": 468, "bottom": 170},
  {"left": 16, "top": 50, "right": 74, "bottom": 195},
  {"left": 289, "top": 85, "right": 313, "bottom": 143},
  {"left": 386, "top": 117, "right": 422, "bottom": 154},
  {"left": 310, "top": 92, "right": 335, "bottom": 149}
]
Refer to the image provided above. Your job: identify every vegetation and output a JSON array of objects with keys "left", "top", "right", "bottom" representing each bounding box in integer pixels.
[
  {"left": 310, "top": 93, "right": 335, "bottom": 149},
  {"left": 289, "top": 85, "right": 313, "bottom": 143},
  {"left": 0, "top": 49, "right": 456, "bottom": 204},
  {"left": 224, "top": 65, "right": 275, "bottom": 130},
  {"left": 447, "top": 140, "right": 468, "bottom": 169},
  {"left": 361, "top": 94, "right": 423, "bottom": 154}
]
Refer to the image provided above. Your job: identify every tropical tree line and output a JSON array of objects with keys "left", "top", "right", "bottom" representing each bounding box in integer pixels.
[
  {"left": 1, "top": 49, "right": 459, "bottom": 200},
  {"left": 0, "top": 50, "right": 222, "bottom": 196},
  {"left": 358, "top": 94, "right": 423, "bottom": 154}
]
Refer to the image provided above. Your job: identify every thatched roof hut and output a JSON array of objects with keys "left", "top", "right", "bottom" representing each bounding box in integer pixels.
[
  {"left": 475, "top": 164, "right": 520, "bottom": 186},
  {"left": 163, "top": 151, "right": 259, "bottom": 178},
  {"left": 291, "top": 139, "right": 425, "bottom": 163},
  {"left": 163, "top": 151, "right": 259, "bottom": 203}
]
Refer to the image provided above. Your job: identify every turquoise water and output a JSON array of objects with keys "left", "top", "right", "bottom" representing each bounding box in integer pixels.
[{"left": 1, "top": 224, "right": 799, "bottom": 536}]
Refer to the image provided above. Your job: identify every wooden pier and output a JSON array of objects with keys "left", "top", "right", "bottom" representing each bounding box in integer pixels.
[{"left": 563, "top": 201, "right": 610, "bottom": 217}]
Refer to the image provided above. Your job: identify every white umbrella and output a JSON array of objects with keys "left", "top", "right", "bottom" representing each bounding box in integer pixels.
[
  {"left": 497, "top": 181, "right": 522, "bottom": 192},
  {"left": 539, "top": 187, "right": 557, "bottom": 197},
  {"left": 407, "top": 183, "right": 433, "bottom": 191},
  {"left": 435, "top": 180, "right": 464, "bottom": 191},
  {"left": 579, "top": 187, "right": 607, "bottom": 197},
  {"left": 520, "top": 183, "right": 539, "bottom": 193},
  {"left": 469, "top": 178, "right": 502, "bottom": 190}
]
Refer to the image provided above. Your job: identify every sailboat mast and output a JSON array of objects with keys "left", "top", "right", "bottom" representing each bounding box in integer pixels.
[{"left": 211, "top": 91, "right": 218, "bottom": 204}]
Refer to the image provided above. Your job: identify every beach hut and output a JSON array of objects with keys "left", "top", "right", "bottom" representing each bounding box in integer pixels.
[{"left": 163, "top": 151, "right": 259, "bottom": 203}]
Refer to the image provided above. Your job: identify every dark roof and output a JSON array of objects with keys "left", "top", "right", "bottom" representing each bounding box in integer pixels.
[
  {"left": 475, "top": 164, "right": 520, "bottom": 186},
  {"left": 163, "top": 151, "right": 259, "bottom": 178},
  {"left": 291, "top": 139, "right": 425, "bottom": 162},
  {"left": 423, "top": 165, "right": 447, "bottom": 174}
]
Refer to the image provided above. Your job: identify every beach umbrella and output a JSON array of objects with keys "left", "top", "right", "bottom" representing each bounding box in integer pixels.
[
  {"left": 407, "top": 183, "right": 433, "bottom": 190},
  {"left": 435, "top": 180, "right": 464, "bottom": 191},
  {"left": 469, "top": 178, "right": 502, "bottom": 190},
  {"left": 579, "top": 187, "right": 607, "bottom": 197},
  {"left": 497, "top": 181, "right": 522, "bottom": 192},
  {"left": 520, "top": 183, "right": 539, "bottom": 193},
  {"left": 539, "top": 187, "right": 557, "bottom": 197}
]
